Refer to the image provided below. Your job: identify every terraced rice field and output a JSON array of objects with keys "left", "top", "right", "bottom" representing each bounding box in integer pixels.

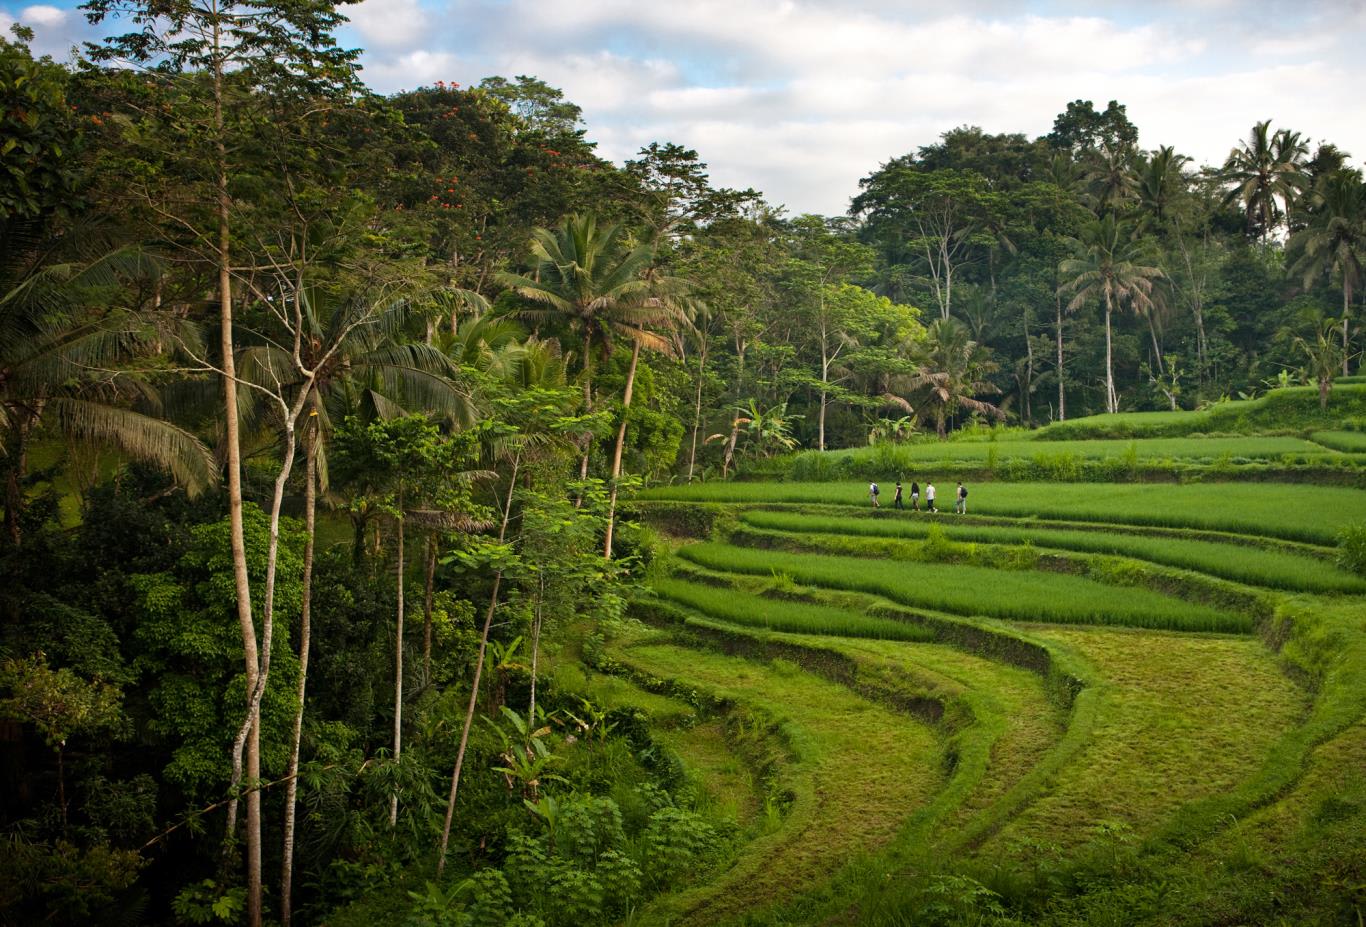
[
  {"left": 801, "top": 434, "right": 1333, "bottom": 466},
  {"left": 612, "top": 636, "right": 944, "bottom": 924},
  {"left": 640, "top": 479, "right": 1366, "bottom": 543},
  {"left": 605, "top": 470, "right": 1366, "bottom": 924},
  {"left": 737, "top": 509, "right": 1366, "bottom": 593}
]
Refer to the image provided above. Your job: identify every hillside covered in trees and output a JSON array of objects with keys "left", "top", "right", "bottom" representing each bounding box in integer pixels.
[{"left": 2, "top": 3, "right": 1365, "bottom": 926}]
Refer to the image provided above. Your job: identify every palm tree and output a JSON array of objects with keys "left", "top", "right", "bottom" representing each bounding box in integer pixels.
[
  {"left": 497, "top": 215, "right": 689, "bottom": 556},
  {"left": 1290, "top": 168, "right": 1366, "bottom": 374},
  {"left": 900, "top": 317, "right": 1004, "bottom": 438},
  {"left": 1222, "top": 120, "right": 1308, "bottom": 240},
  {"left": 1060, "top": 214, "right": 1165, "bottom": 413},
  {"left": 1136, "top": 145, "right": 1191, "bottom": 227},
  {"left": 1, "top": 249, "right": 217, "bottom": 544},
  {"left": 1086, "top": 143, "right": 1138, "bottom": 214},
  {"left": 1295, "top": 318, "right": 1349, "bottom": 409},
  {"left": 497, "top": 214, "right": 658, "bottom": 469}
]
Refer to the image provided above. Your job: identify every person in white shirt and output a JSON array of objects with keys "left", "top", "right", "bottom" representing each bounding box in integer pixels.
[{"left": 925, "top": 482, "right": 937, "bottom": 512}]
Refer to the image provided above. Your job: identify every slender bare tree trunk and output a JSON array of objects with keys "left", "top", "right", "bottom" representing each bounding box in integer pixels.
[
  {"left": 437, "top": 451, "right": 520, "bottom": 874},
  {"left": 209, "top": 32, "right": 263, "bottom": 925},
  {"left": 1147, "top": 314, "right": 1165, "bottom": 376},
  {"left": 1056, "top": 292, "right": 1066, "bottom": 421},
  {"left": 390, "top": 489, "right": 404, "bottom": 828},
  {"left": 1344, "top": 284, "right": 1353, "bottom": 376},
  {"left": 423, "top": 532, "right": 436, "bottom": 685},
  {"left": 527, "top": 573, "right": 544, "bottom": 730},
  {"left": 578, "top": 330, "right": 593, "bottom": 488},
  {"left": 1023, "top": 311, "right": 1034, "bottom": 425},
  {"left": 280, "top": 420, "right": 317, "bottom": 927},
  {"left": 1104, "top": 296, "right": 1117, "bottom": 414},
  {"left": 687, "top": 339, "right": 707, "bottom": 481},
  {"left": 604, "top": 340, "right": 641, "bottom": 558}
]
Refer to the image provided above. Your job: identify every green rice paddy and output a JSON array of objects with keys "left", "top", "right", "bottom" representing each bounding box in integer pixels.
[
  {"left": 676, "top": 542, "right": 1247, "bottom": 632},
  {"left": 737, "top": 509, "right": 1366, "bottom": 593},
  {"left": 640, "top": 479, "right": 1366, "bottom": 544},
  {"left": 608, "top": 433, "right": 1366, "bottom": 924}
]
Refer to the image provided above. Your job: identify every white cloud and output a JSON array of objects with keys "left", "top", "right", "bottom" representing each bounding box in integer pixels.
[
  {"left": 361, "top": 49, "right": 461, "bottom": 91},
  {"left": 18, "top": 4, "right": 64, "bottom": 26},
  {"left": 347, "top": 0, "right": 429, "bottom": 49}
]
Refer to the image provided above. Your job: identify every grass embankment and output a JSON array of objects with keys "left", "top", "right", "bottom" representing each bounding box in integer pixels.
[
  {"left": 1311, "top": 429, "right": 1366, "bottom": 452},
  {"left": 801, "top": 435, "right": 1329, "bottom": 466},
  {"left": 644, "top": 581, "right": 1067, "bottom": 831},
  {"left": 737, "top": 510, "right": 1366, "bottom": 594},
  {"left": 640, "top": 480, "right": 1366, "bottom": 545},
  {"left": 650, "top": 577, "right": 937, "bottom": 642},
  {"left": 676, "top": 542, "right": 1245, "bottom": 632},
  {"left": 1033, "top": 383, "right": 1366, "bottom": 439},
  {"left": 982, "top": 625, "right": 1308, "bottom": 853},
  {"left": 613, "top": 636, "right": 943, "bottom": 925}
]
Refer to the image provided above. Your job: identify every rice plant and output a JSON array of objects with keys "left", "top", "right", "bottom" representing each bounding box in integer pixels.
[
  {"left": 738, "top": 510, "right": 1366, "bottom": 594},
  {"left": 651, "top": 577, "right": 936, "bottom": 642},
  {"left": 639, "top": 481, "right": 1366, "bottom": 545},
  {"left": 675, "top": 543, "right": 1249, "bottom": 633}
]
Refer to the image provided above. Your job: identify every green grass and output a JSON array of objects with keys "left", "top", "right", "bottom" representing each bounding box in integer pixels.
[
  {"left": 615, "top": 635, "right": 944, "bottom": 924},
  {"left": 651, "top": 577, "right": 936, "bottom": 642},
  {"left": 676, "top": 542, "right": 1247, "bottom": 633},
  {"left": 639, "top": 480, "right": 1366, "bottom": 544},
  {"left": 737, "top": 510, "right": 1366, "bottom": 594},
  {"left": 984, "top": 625, "right": 1308, "bottom": 852},
  {"left": 805, "top": 435, "right": 1325, "bottom": 465},
  {"left": 1311, "top": 429, "right": 1366, "bottom": 453},
  {"left": 1032, "top": 383, "right": 1366, "bottom": 439}
]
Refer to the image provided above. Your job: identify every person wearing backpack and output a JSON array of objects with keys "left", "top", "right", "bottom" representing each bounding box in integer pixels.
[
  {"left": 869, "top": 481, "right": 880, "bottom": 508},
  {"left": 956, "top": 481, "right": 968, "bottom": 515}
]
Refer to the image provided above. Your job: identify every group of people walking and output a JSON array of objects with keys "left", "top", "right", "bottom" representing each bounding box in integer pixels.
[{"left": 868, "top": 479, "right": 968, "bottom": 514}]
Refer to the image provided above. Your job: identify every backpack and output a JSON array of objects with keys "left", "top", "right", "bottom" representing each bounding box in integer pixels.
[
  {"left": 871, "top": 483, "right": 880, "bottom": 496},
  {"left": 961, "top": 487, "right": 968, "bottom": 497}
]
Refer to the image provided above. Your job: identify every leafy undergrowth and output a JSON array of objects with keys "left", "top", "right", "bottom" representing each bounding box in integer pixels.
[
  {"left": 982, "top": 625, "right": 1308, "bottom": 855},
  {"left": 738, "top": 509, "right": 1366, "bottom": 594},
  {"left": 639, "top": 480, "right": 1366, "bottom": 544},
  {"left": 610, "top": 633, "right": 944, "bottom": 925},
  {"left": 676, "top": 542, "right": 1244, "bottom": 632}
]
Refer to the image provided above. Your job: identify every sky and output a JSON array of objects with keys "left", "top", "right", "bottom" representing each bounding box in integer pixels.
[{"left": 6, "top": 0, "right": 1366, "bottom": 215}]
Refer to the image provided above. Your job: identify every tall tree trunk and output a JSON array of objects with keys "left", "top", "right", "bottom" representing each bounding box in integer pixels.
[
  {"left": 423, "top": 532, "right": 436, "bottom": 685},
  {"left": 686, "top": 340, "right": 706, "bottom": 482},
  {"left": 604, "top": 340, "right": 641, "bottom": 558},
  {"left": 437, "top": 450, "right": 520, "bottom": 874},
  {"left": 527, "top": 573, "right": 544, "bottom": 731},
  {"left": 390, "top": 489, "right": 404, "bottom": 828},
  {"left": 1147, "top": 314, "right": 1165, "bottom": 376},
  {"left": 1104, "top": 296, "right": 1117, "bottom": 414},
  {"left": 280, "top": 420, "right": 317, "bottom": 927},
  {"left": 1056, "top": 292, "right": 1066, "bottom": 421},
  {"left": 578, "top": 330, "right": 593, "bottom": 488},
  {"left": 1023, "top": 310, "right": 1034, "bottom": 426},
  {"left": 1344, "top": 283, "right": 1353, "bottom": 376},
  {"left": 211, "top": 36, "right": 262, "bottom": 926}
]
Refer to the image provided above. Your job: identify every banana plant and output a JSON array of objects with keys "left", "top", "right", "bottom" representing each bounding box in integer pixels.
[{"left": 485, "top": 705, "right": 565, "bottom": 799}]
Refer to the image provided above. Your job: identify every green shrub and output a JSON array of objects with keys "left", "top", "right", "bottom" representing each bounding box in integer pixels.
[{"left": 1337, "top": 523, "right": 1366, "bottom": 577}]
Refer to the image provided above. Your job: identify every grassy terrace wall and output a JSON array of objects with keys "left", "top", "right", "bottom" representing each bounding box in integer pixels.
[
  {"left": 638, "top": 480, "right": 1366, "bottom": 545},
  {"left": 627, "top": 462, "right": 1366, "bottom": 925}
]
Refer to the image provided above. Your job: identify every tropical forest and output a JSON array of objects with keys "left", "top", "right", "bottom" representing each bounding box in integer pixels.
[{"left": 1, "top": 3, "right": 1365, "bottom": 926}]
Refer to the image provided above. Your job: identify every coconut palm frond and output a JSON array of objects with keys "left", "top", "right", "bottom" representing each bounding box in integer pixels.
[{"left": 45, "top": 397, "right": 219, "bottom": 495}]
